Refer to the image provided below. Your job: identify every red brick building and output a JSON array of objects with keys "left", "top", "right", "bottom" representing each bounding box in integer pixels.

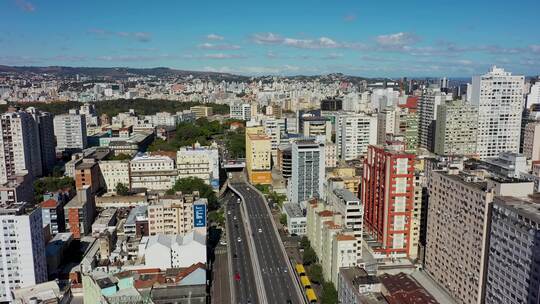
[{"left": 361, "top": 145, "right": 415, "bottom": 258}]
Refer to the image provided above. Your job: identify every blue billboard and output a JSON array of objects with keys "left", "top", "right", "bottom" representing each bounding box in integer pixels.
[{"left": 194, "top": 204, "right": 207, "bottom": 227}]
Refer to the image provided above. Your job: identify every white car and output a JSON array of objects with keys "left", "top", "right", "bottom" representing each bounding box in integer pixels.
[
  {"left": 227, "top": 211, "right": 231, "bottom": 215},
  {"left": 258, "top": 228, "right": 262, "bottom": 233},
  {"left": 237, "top": 237, "right": 242, "bottom": 242},
  {"left": 220, "top": 240, "right": 227, "bottom": 245},
  {"left": 233, "top": 216, "right": 237, "bottom": 220}
]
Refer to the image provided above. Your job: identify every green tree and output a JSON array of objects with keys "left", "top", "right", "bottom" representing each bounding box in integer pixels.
[
  {"left": 33, "top": 176, "right": 75, "bottom": 202},
  {"left": 108, "top": 153, "right": 132, "bottom": 161},
  {"left": 116, "top": 183, "right": 130, "bottom": 195},
  {"left": 307, "top": 264, "right": 323, "bottom": 284},
  {"left": 300, "top": 236, "right": 310, "bottom": 250},
  {"left": 225, "top": 129, "right": 245, "bottom": 158},
  {"left": 168, "top": 177, "right": 219, "bottom": 211},
  {"left": 208, "top": 209, "right": 225, "bottom": 227},
  {"left": 255, "top": 184, "right": 270, "bottom": 195},
  {"left": 269, "top": 191, "right": 286, "bottom": 208},
  {"left": 302, "top": 247, "right": 318, "bottom": 265},
  {"left": 321, "top": 282, "right": 338, "bottom": 304},
  {"left": 279, "top": 214, "right": 288, "bottom": 226}
]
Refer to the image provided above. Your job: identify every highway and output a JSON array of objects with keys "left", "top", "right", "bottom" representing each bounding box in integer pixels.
[
  {"left": 224, "top": 191, "right": 259, "bottom": 304},
  {"left": 229, "top": 178, "right": 304, "bottom": 304}
]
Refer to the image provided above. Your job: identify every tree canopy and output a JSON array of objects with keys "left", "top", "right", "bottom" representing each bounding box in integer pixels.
[
  {"left": 116, "top": 183, "right": 130, "bottom": 195},
  {"left": 167, "top": 177, "right": 218, "bottom": 211},
  {"left": 321, "top": 282, "right": 338, "bottom": 304},
  {"left": 148, "top": 118, "right": 224, "bottom": 152},
  {"left": 1, "top": 99, "right": 229, "bottom": 116},
  {"left": 33, "top": 176, "right": 75, "bottom": 202}
]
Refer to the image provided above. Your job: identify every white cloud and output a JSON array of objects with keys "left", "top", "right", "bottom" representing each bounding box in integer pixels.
[
  {"left": 206, "top": 34, "right": 224, "bottom": 41},
  {"left": 251, "top": 33, "right": 284, "bottom": 44},
  {"left": 322, "top": 53, "right": 343, "bottom": 60},
  {"left": 88, "top": 29, "right": 152, "bottom": 42},
  {"left": 203, "top": 53, "right": 246, "bottom": 59},
  {"left": 376, "top": 32, "right": 420, "bottom": 47},
  {"left": 198, "top": 42, "right": 241, "bottom": 50}
]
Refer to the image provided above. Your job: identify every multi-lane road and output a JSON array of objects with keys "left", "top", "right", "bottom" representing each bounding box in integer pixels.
[
  {"left": 224, "top": 191, "right": 259, "bottom": 304},
  {"left": 229, "top": 178, "right": 304, "bottom": 304}
]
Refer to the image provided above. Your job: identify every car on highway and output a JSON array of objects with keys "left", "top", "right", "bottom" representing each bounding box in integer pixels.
[
  {"left": 237, "top": 198, "right": 241, "bottom": 204},
  {"left": 219, "top": 240, "right": 227, "bottom": 245},
  {"left": 258, "top": 228, "right": 262, "bottom": 233},
  {"left": 227, "top": 211, "right": 231, "bottom": 215},
  {"left": 237, "top": 237, "right": 242, "bottom": 242},
  {"left": 233, "top": 216, "right": 237, "bottom": 220}
]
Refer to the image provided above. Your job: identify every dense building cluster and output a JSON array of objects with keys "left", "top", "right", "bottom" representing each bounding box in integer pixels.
[{"left": 0, "top": 65, "right": 539, "bottom": 303}]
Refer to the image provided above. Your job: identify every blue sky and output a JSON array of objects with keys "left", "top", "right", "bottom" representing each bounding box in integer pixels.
[{"left": 1, "top": 0, "right": 539, "bottom": 77}]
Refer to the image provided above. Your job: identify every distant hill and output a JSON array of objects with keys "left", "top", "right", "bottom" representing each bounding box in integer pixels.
[{"left": 0, "top": 65, "right": 250, "bottom": 81}]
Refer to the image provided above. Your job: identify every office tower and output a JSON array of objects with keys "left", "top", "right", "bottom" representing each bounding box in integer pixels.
[
  {"left": 471, "top": 66, "right": 525, "bottom": 159},
  {"left": 376, "top": 107, "right": 399, "bottom": 145},
  {"left": 337, "top": 113, "right": 378, "bottom": 160},
  {"left": 290, "top": 140, "right": 325, "bottom": 203},
  {"left": 302, "top": 116, "right": 332, "bottom": 143},
  {"left": 230, "top": 102, "right": 252, "bottom": 121},
  {"left": 523, "top": 121, "right": 540, "bottom": 161},
  {"left": 485, "top": 196, "right": 540, "bottom": 304},
  {"left": 26, "top": 107, "right": 56, "bottom": 175},
  {"left": 425, "top": 170, "right": 533, "bottom": 304},
  {"left": 321, "top": 98, "right": 343, "bottom": 111},
  {"left": 53, "top": 110, "right": 87, "bottom": 153},
  {"left": 439, "top": 77, "right": 449, "bottom": 90},
  {"left": 0, "top": 203, "right": 47, "bottom": 302},
  {"left": 263, "top": 117, "right": 282, "bottom": 164},
  {"left": 434, "top": 100, "right": 478, "bottom": 156},
  {"left": 418, "top": 89, "right": 452, "bottom": 151},
  {"left": 0, "top": 109, "right": 43, "bottom": 184},
  {"left": 361, "top": 145, "right": 415, "bottom": 258},
  {"left": 245, "top": 127, "right": 272, "bottom": 184}
]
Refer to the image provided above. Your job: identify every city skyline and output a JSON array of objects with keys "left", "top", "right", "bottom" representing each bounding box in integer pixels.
[{"left": 1, "top": 0, "right": 540, "bottom": 77}]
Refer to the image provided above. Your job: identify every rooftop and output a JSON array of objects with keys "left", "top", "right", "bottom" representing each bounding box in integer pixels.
[
  {"left": 333, "top": 188, "right": 360, "bottom": 202},
  {"left": 283, "top": 203, "right": 304, "bottom": 218},
  {"left": 495, "top": 195, "right": 540, "bottom": 224}
]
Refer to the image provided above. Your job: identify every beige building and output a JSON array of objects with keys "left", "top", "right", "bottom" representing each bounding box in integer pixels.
[
  {"left": 147, "top": 192, "right": 201, "bottom": 235},
  {"left": 327, "top": 167, "right": 361, "bottom": 194},
  {"left": 245, "top": 127, "right": 272, "bottom": 184},
  {"left": 189, "top": 106, "right": 213, "bottom": 119},
  {"left": 306, "top": 200, "right": 358, "bottom": 286},
  {"left": 425, "top": 169, "right": 534, "bottom": 304},
  {"left": 434, "top": 100, "right": 478, "bottom": 156},
  {"left": 130, "top": 154, "right": 177, "bottom": 191},
  {"left": 99, "top": 160, "right": 131, "bottom": 192},
  {"left": 523, "top": 121, "right": 540, "bottom": 161},
  {"left": 176, "top": 143, "right": 220, "bottom": 189}
]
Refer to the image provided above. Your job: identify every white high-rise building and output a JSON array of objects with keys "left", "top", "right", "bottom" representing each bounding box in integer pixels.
[
  {"left": 176, "top": 143, "right": 220, "bottom": 190},
  {"left": 290, "top": 141, "right": 325, "bottom": 203},
  {"left": 0, "top": 204, "right": 47, "bottom": 302},
  {"left": 526, "top": 81, "right": 540, "bottom": 109},
  {"left": 471, "top": 66, "right": 525, "bottom": 159},
  {"left": 0, "top": 110, "right": 42, "bottom": 184},
  {"left": 337, "top": 113, "right": 378, "bottom": 160},
  {"left": 230, "top": 103, "right": 252, "bottom": 121},
  {"left": 53, "top": 110, "right": 87, "bottom": 152}
]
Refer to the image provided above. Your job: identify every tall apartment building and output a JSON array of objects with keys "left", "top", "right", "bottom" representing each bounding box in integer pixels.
[
  {"left": 290, "top": 141, "right": 325, "bottom": 203},
  {"left": 328, "top": 188, "right": 363, "bottom": 263},
  {"left": 0, "top": 110, "right": 43, "bottom": 184},
  {"left": 399, "top": 109, "right": 419, "bottom": 153},
  {"left": 485, "top": 196, "right": 540, "bottom": 304},
  {"left": 75, "top": 159, "right": 102, "bottom": 194},
  {"left": 245, "top": 127, "right": 272, "bottom": 184},
  {"left": 230, "top": 103, "right": 252, "bottom": 121},
  {"left": 147, "top": 193, "right": 206, "bottom": 235},
  {"left": 434, "top": 100, "right": 478, "bottom": 156},
  {"left": 176, "top": 143, "right": 220, "bottom": 189},
  {"left": 425, "top": 169, "right": 533, "bottom": 304},
  {"left": 337, "top": 113, "right": 378, "bottom": 160},
  {"left": 471, "top": 66, "right": 525, "bottom": 159},
  {"left": 0, "top": 203, "right": 47, "bottom": 302},
  {"left": 263, "top": 117, "right": 282, "bottom": 163},
  {"left": 376, "top": 107, "right": 399, "bottom": 145},
  {"left": 99, "top": 160, "right": 131, "bottom": 193},
  {"left": 64, "top": 186, "right": 96, "bottom": 239},
  {"left": 523, "top": 121, "right": 540, "bottom": 161},
  {"left": 130, "top": 153, "right": 177, "bottom": 191},
  {"left": 418, "top": 89, "right": 452, "bottom": 151},
  {"left": 361, "top": 145, "right": 415, "bottom": 258},
  {"left": 53, "top": 110, "right": 88, "bottom": 153},
  {"left": 26, "top": 107, "right": 56, "bottom": 175}
]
